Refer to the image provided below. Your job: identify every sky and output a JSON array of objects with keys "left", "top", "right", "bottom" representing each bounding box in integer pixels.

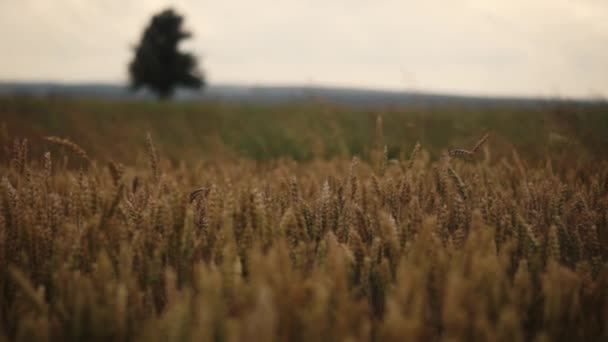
[{"left": 0, "top": 0, "right": 607, "bottom": 98}]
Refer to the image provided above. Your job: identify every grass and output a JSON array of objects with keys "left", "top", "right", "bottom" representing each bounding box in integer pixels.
[
  {"left": 0, "top": 96, "right": 607, "bottom": 341},
  {"left": 2, "top": 96, "right": 606, "bottom": 163}
]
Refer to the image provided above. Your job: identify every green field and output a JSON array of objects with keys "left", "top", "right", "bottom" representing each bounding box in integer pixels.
[
  {"left": 1, "top": 97, "right": 607, "bottom": 341},
  {"left": 2, "top": 97, "right": 607, "bottom": 163}
]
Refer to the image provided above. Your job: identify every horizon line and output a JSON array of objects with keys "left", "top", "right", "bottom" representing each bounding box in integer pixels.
[{"left": 0, "top": 79, "right": 605, "bottom": 103}]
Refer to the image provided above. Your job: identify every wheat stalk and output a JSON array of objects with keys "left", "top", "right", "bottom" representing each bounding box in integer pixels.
[
  {"left": 44, "top": 136, "right": 91, "bottom": 164},
  {"left": 107, "top": 160, "right": 125, "bottom": 187},
  {"left": 190, "top": 187, "right": 210, "bottom": 203},
  {"left": 407, "top": 141, "right": 421, "bottom": 170},
  {"left": 145, "top": 132, "right": 159, "bottom": 182},
  {"left": 448, "top": 133, "right": 489, "bottom": 160}
]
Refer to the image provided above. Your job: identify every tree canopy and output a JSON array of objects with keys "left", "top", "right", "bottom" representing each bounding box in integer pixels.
[{"left": 129, "top": 8, "right": 205, "bottom": 99}]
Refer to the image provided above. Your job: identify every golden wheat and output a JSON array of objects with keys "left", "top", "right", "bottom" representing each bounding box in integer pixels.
[{"left": 0, "top": 120, "right": 606, "bottom": 342}]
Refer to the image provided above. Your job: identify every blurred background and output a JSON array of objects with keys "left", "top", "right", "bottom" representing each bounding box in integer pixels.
[
  {"left": 1, "top": 0, "right": 607, "bottom": 98},
  {"left": 0, "top": 0, "right": 606, "bottom": 163}
]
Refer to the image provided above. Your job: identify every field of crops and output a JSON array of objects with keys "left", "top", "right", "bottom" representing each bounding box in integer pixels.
[{"left": 1, "top": 98, "right": 607, "bottom": 341}]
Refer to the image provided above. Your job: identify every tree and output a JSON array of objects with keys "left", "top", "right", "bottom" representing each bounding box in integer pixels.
[{"left": 129, "top": 8, "right": 205, "bottom": 99}]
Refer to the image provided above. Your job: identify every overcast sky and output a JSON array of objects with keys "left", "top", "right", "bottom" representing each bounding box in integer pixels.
[{"left": 0, "top": 0, "right": 607, "bottom": 98}]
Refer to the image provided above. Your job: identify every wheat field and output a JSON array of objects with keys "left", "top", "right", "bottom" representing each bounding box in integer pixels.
[{"left": 1, "top": 99, "right": 607, "bottom": 341}]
